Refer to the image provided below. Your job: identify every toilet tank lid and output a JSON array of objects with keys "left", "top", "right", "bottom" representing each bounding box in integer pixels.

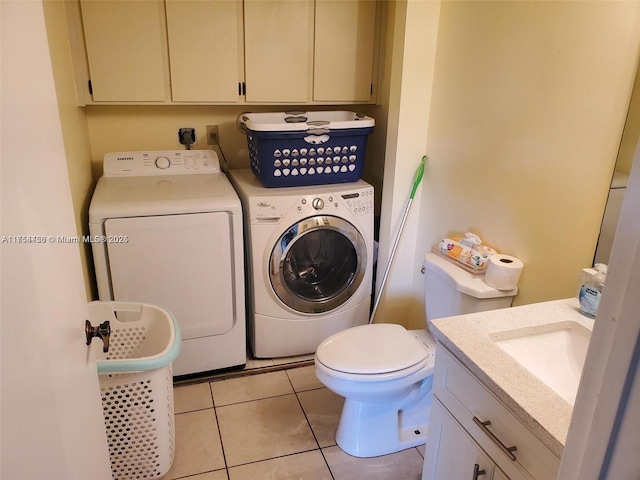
[{"left": 423, "top": 253, "right": 517, "bottom": 299}]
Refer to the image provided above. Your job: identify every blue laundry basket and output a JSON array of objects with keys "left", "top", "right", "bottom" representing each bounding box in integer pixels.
[{"left": 240, "top": 111, "right": 375, "bottom": 187}]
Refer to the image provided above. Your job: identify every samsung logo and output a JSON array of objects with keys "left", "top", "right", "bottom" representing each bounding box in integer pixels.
[{"left": 116, "top": 156, "right": 134, "bottom": 161}]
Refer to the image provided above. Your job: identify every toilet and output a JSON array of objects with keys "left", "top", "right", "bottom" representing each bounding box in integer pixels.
[{"left": 314, "top": 252, "right": 518, "bottom": 458}]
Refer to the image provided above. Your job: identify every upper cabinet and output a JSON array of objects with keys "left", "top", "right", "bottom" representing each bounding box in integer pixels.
[
  {"left": 66, "top": 0, "right": 384, "bottom": 105},
  {"left": 165, "top": 0, "right": 244, "bottom": 103},
  {"left": 79, "top": 0, "right": 170, "bottom": 102},
  {"left": 314, "top": 0, "right": 378, "bottom": 102},
  {"left": 243, "top": 0, "right": 312, "bottom": 103}
]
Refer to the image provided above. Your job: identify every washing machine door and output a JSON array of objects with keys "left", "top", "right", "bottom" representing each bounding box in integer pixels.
[{"left": 270, "top": 215, "right": 367, "bottom": 314}]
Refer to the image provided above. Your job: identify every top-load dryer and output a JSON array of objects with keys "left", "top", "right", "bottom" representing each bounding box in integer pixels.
[
  {"left": 228, "top": 169, "right": 374, "bottom": 358},
  {"left": 89, "top": 150, "right": 245, "bottom": 376}
]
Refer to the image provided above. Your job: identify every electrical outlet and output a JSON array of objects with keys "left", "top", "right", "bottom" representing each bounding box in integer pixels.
[
  {"left": 178, "top": 127, "right": 196, "bottom": 146},
  {"left": 206, "top": 125, "right": 219, "bottom": 146}
]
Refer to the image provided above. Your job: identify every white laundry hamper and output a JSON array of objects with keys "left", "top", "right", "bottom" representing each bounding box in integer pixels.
[{"left": 88, "top": 301, "right": 181, "bottom": 480}]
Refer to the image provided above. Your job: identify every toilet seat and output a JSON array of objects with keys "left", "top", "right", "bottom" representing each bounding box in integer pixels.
[{"left": 316, "top": 324, "right": 429, "bottom": 378}]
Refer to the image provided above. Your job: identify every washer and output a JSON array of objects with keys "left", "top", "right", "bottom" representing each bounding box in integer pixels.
[
  {"left": 89, "top": 150, "right": 245, "bottom": 376},
  {"left": 228, "top": 169, "right": 374, "bottom": 358}
]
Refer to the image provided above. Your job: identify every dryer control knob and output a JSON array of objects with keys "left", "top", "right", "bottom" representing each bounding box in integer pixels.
[
  {"left": 155, "top": 156, "right": 171, "bottom": 169},
  {"left": 312, "top": 198, "right": 324, "bottom": 210}
]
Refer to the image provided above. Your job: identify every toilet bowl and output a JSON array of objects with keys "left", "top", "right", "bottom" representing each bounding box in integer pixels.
[
  {"left": 315, "top": 253, "right": 518, "bottom": 458},
  {"left": 315, "top": 323, "right": 436, "bottom": 457}
]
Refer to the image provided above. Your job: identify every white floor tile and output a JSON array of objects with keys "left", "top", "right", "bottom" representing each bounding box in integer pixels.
[
  {"left": 286, "top": 365, "right": 324, "bottom": 392},
  {"left": 169, "top": 365, "right": 429, "bottom": 479},
  {"left": 217, "top": 394, "right": 317, "bottom": 467},
  {"left": 173, "top": 383, "right": 213, "bottom": 414},
  {"left": 210, "top": 370, "right": 294, "bottom": 406},
  {"left": 323, "top": 445, "right": 424, "bottom": 480},
  {"left": 164, "top": 409, "right": 225, "bottom": 479},
  {"left": 228, "top": 450, "right": 332, "bottom": 480},
  {"left": 297, "top": 387, "right": 344, "bottom": 447}
]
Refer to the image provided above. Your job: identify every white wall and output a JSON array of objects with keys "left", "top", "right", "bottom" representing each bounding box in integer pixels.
[{"left": 1, "top": 1, "right": 111, "bottom": 477}]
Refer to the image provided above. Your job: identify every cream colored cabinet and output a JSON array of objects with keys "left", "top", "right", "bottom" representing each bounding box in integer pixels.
[
  {"left": 243, "top": 0, "right": 312, "bottom": 103},
  {"left": 78, "top": 0, "right": 170, "bottom": 102},
  {"left": 426, "top": 399, "right": 510, "bottom": 480},
  {"left": 243, "top": 0, "right": 380, "bottom": 103},
  {"left": 70, "top": 0, "right": 382, "bottom": 104},
  {"left": 423, "top": 346, "right": 560, "bottom": 480},
  {"left": 165, "top": 0, "right": 243, "bottom": 103},
  {"left": 314, "top": 0, "right": 378, "bottom": 102}
]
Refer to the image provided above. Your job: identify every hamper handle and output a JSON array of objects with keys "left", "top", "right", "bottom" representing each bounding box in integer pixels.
[{"left": 285, "top": 111, "right": 308, "bottom": 123}]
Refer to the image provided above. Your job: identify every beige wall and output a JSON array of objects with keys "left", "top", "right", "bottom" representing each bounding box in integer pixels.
[
  {"left": 43, "top": 0, "right": 96, "bottom": 300},
  {"left": 374, "top": 0, "right": 441, "bottom": 327},
  {"left": 397, "top": 0, "right": 639, "bottom": 327},
  {"left": 83, "top": 103, "right": 382, "bottom": 178}
]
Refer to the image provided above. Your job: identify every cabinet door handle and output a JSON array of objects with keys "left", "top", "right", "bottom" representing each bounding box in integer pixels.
[
  {"left": 472, "top": 463, "right": 486, "bottom": 479},
  {"left": 472, "top": 416, "right": 518, "bottom": 461}
]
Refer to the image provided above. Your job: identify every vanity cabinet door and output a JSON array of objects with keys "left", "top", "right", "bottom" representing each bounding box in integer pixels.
[
  {"left": 165, "top": 0, "right": 243, "bottom": 102},
  {"left": 433, "top": 345, "right": 559, "bottom": 480},
  {"left": 494, "top": 467, "right": 510, "bottom": 480},
  {"left": 79, "top": 0, "right": 169, "bottom": 102},
  {"left": 424, "top": 398, "right": 500, "bottom": 480}
]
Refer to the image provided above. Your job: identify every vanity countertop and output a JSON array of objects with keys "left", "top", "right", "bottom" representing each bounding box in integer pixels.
[{"left": 428, "top": 297, "right": 593, "bottom": 458}]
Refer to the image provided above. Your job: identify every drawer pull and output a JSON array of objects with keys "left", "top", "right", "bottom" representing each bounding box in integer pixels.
[
  {"left": 472, "top": 417, "right": 518, "bottom": 461},
  {"left": 472, "top": 463, "right": 486, "bottom": 479}
]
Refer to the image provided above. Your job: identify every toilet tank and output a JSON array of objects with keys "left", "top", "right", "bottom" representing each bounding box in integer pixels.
[{"left": 423, "top": 253, "right": 517, "bottom": 321}]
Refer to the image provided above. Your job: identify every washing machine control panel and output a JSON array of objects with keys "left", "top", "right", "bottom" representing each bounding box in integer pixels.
[
  {"left": 103, "top": 150, "right": 221, "bottom": 177},
  {"left": 250, "top": 186, "right": 374, "bottom": 222},
  {"left": 300, "top": 187, "right": 374, "bottom": 217},
  {"left": 338, "top": 187, "right": 374, "bottom": 216}
]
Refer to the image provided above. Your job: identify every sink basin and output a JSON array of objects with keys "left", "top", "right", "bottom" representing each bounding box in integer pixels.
[{"left": 491, "top": 321, "right": 591, "bottom": 405}]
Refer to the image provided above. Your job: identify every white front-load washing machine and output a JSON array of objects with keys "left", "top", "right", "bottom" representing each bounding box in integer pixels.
[
  {"left": 228, "top": 169, "right": 374, "bottom": 358},
  {"left": 89, "top": 150, "right": 246, "bottom": 376}
]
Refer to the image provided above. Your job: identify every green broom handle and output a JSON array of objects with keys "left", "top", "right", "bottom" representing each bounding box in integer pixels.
[{"left": 410, "top": 155, "right": 427, "bottom": 199}]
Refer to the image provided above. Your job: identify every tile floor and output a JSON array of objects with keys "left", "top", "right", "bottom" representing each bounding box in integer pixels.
[{"left": 164, "top": 362, "right": 425, "bottom": 480}]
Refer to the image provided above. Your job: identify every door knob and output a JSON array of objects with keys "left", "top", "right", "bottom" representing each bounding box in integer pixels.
[{"left": 85, "top": 319, "right": 110, "bottom": 353}]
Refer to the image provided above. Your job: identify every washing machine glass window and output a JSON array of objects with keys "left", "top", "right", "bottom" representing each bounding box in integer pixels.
[{"left": 270, "top": 215, "right": 367, "bottom": 313}]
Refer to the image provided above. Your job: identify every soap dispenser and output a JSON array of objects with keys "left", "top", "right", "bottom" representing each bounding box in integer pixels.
[{"left": 579, "top": 263, "right": 607, "bottom": 318}]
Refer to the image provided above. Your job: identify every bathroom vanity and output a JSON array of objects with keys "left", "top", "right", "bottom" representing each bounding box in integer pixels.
[{"left": 423, "top": 298, "right": 593, "bottom": 480}]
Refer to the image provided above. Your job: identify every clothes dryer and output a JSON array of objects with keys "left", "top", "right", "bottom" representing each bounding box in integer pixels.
[
  {"left": 228, "top": 169, "right": 374, "bottom": 358},
  {"left": 89, "top": 150, "right": 245, "bottom": 376}
]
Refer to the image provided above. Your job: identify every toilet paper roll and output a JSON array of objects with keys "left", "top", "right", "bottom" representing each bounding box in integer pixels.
[{"left": 484, "top": 254, "right": 523, "bottom": 290}]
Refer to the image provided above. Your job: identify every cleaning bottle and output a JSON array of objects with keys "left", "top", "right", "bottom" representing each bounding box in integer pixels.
[{"left": 578, "top": 263, "right": 607, "bottom": 318}]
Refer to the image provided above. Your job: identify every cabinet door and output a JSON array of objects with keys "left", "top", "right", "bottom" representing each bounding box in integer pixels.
[
  {"left": 79, "top": 0, "right": 169, "bottom": 102},
  {"left": 424, "top": 399, "right": 497, "bottom": 480},
  {"left": 314, "top": 0, "right": 377, "bottom": 102},
  {"left": 166, "top": 0, "right": 243, "bottom": 102},
  {"left": 494, "top": 467, "right": 510, "bottom": 480},
  {"left": 244, "top": 0, "right": 312, "bottom": 102}
]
